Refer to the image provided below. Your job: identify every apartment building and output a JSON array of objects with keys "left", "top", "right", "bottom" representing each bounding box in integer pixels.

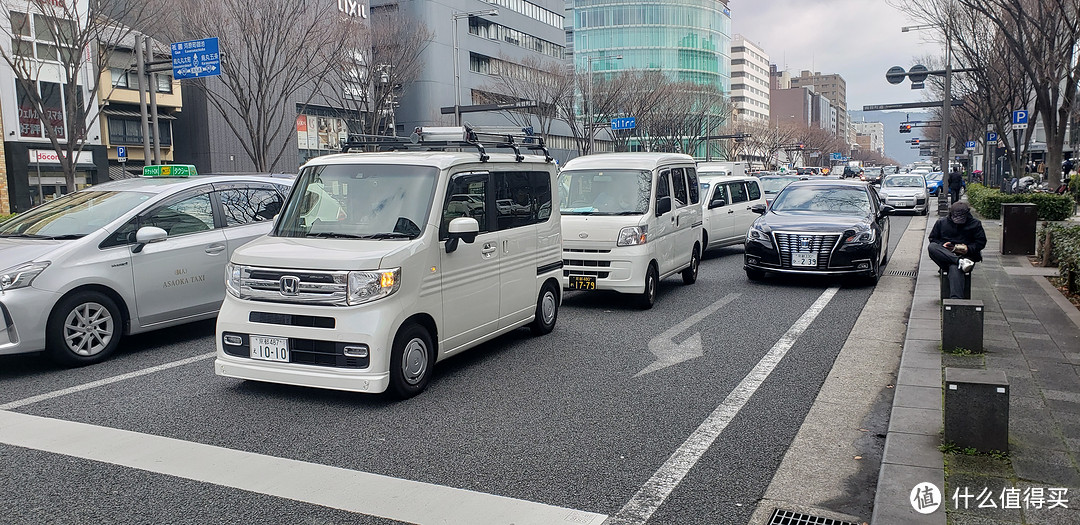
[{"left": 730, "top": 35, "right": 769, "bottom": 123}]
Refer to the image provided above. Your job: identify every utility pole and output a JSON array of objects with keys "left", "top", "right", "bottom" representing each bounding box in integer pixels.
[
  {"left": 135, "top": 35, "right": 151, "bottom": 165},
  {"left": 146, "top": 37, "right": 162, "bottom": 165}
]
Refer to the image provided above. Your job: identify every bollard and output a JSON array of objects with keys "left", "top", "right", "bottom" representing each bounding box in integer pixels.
[
  {"left": 942, "top": 299, "right": 984, "bottom": 353},
  {"left": 944, "top": 368, "right": 1009, "bottom": 452},
  {"left": 938, "top": 270, "right": 972, "bottom": 300}
]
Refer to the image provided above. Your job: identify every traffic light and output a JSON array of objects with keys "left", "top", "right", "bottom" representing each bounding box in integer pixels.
[
  {"left": 900, "top": 123, "right": 912, "bottom": 133},
  {"left": 912, "top": 138, "right": 921, "bottom": 145}
]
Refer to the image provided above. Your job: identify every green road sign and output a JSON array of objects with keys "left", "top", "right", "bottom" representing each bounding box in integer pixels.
[{"left": 143, "top": 165, "right": 197, "bottom": 177}]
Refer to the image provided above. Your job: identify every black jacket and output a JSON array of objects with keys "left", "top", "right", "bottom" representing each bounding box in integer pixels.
[
  {"left": 929, "top": 211, "right": 987, "bottom": 262},
  {"left": 948, "top": 171, "right": 965, "bottom": 190}
]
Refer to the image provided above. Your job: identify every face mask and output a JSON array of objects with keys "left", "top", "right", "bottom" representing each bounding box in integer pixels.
[{"left": 950, "top": 211, "right": 968, "bottom": 224}]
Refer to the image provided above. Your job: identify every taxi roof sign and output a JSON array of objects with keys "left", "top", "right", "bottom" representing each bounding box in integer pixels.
[{"left": 143, "top": 164, "right": 197, "bottom": 177}]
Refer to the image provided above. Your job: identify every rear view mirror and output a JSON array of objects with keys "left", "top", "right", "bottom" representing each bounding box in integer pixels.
[
  {"left": 446, "top": 217, "right": 479, "bottom": 253},
  {"left": 132, "top": 226, "right": 167, "bottom": 253},
  {"left": 750, "top": 204, "right": 767, "bottom": 214},
  {"left": 709, "top": 197, "right": 727, "bottom": 209},
  {"left": 655, "top": 196, "right": 672, "bottom": 217}
]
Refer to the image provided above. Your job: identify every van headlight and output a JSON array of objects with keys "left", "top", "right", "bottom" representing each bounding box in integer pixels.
[
  {"left": 225, "top": 263, "right": 244, "bottom": 298},
  {"left": 0, "top": 261, "right": 50, "bottom": 291},
  {"left": 348, "top": 268, "right": 401, "bottom": 305},
  {"left": 617, "top": 225, "right": 648, "bottom": 246}
]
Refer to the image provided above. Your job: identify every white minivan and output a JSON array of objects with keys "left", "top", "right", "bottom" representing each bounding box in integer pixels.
[
  {"left": 700, "top": 175, "right": 766, "bottom": 251},
  {"left": 215, "top": 135, "right": 562, "bottom": 398},
  {"left": 558, "top": 153, "right": 702, "bottom": 309}
]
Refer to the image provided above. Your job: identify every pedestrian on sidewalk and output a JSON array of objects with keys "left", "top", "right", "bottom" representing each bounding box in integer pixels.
[
  {"left": 948, "top": 166, "right": 965, "bottom": 204},
  {"left": 928, "top": 202, "right": 987, "bottom": 298}
]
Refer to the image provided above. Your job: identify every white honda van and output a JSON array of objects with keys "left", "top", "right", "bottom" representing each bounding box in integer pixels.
[
  {"left": 700, "top": 174, "right": 766, "bottom": 251},
  {"left": 558, "top": 153, "right": 702, "bottom": 309},
  {"left": 215, "top": 129, "right": 562, "bottom": 398}
]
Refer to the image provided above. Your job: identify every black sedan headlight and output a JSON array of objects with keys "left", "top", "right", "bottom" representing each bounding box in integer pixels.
[
  {"left": 843, "top": 226, "right": 876, "bottom": 244},
  {"left": 747, "top": 222, "right": 772, "bottom": 245}
]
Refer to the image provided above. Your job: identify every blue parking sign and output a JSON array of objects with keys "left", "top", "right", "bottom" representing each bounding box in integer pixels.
[
  {"left": 117, "top": 146, "right": 127, "bottom": 162},
  {"left": 986, "top": 132, "right": 998, "bottom": 144}
]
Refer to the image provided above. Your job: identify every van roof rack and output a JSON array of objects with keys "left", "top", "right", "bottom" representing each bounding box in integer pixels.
[{"left": 340, "top": 124, "right": 552, "bottom": 163}]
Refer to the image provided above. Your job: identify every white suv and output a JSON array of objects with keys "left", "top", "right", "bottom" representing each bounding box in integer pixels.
[
  {"left": 558, "top": 153, "right": 702, "bottom": 308},
  {"left": 700, "top": 175, "right": 766, "bottom": 251},
  {"left": 215, "top": 129, "right": 562, "bottom": 398}
]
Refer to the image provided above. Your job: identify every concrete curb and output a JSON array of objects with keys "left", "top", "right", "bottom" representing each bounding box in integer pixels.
[{"left": 870, "top": 218, "right": 947, "bottom": 524}]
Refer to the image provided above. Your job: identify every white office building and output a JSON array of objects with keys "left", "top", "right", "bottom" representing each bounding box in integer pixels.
[
  {"left": 854, "top": 121, "right": 886, "bottom": 155},
  {"left": 730, "top": 35, "right": 769, "bottom": 123}
]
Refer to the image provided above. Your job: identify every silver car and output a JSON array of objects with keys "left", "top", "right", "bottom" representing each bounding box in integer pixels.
[
  {"left": 0, "top": 174, "right": 291, "bottom": 365},
  {"left": 877, "top": 174, "right": 930, "bottom": 215}
]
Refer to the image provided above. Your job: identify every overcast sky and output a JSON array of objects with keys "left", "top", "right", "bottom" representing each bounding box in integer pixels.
[{"left": 730, "top": 0, "right": 942, "bottom": 116}]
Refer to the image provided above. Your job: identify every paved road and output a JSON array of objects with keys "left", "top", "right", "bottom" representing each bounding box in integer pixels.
[{"left": 0, "top": 216, "right": 912, "bottom": 525}]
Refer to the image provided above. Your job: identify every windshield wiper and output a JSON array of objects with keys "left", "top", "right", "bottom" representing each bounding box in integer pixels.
[
  {"left": 362, "top": 232, "right": 413, "bottom": 239},
  {"left": 612, "top": 211, "right": 644, "bottom": 215},
  {"left": 306, "top": 232, "right": 368, "bottom": 239},
  {"left": 0, "top": 233, "right": 50, "bottom": 239},
  {"left": 40, "top": 234, "right": 85, "bottom": 240}
]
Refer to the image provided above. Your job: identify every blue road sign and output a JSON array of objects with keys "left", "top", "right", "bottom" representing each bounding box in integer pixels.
[
  {"left": 830, "top": 152, "right": 842, "bottom": 161},
  {"left": 117, "top": 146, "right": 127, "bottom": 162},
  {"left": 1012, "top": 109, "right": 1029, "bottom": 126},
  {"left": 965, "top": 140, "right": 977, "bottom": 149},
  {"left": 171, "top": 37, "right": 221, "bottom": 80},
  {"left": 611, "top": 117, "right": 636, "bottom": 131},
  {"left": 987, "top": 132, "right": 998, "bottom": 144}
]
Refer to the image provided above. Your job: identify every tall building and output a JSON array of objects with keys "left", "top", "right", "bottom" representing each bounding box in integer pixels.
[
  {"left": 770, "top": 86, "right": 812, "bottom": 128},
  {"left": 571, "top": 0, "right": 732, "bottom": 92},
  {"left": 730, "top": 35, "right": 769, "bottom": 123},
  {"left": 790, "top": 70, "right": 848, "bottom": 140},
  {"left": 854, "top": 121, "right": 886, "bottom": 155}
]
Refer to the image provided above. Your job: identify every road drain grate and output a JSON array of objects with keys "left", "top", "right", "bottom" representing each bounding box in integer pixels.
[
  {"left": 886, "top": 270, "right": 918, "bottom": 277},
  {"left": 769, "top": 509, "right": 860, "bottom": 525}
]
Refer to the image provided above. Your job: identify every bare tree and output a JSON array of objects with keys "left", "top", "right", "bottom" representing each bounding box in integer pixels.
[
  {"left": 477, "top": 55, "right": 574, "bottom": 141},
  {"left": 328, "top": 7, "right": 432, "bottom": 137},
  {"left": 0, "top": 0, "right": 167, "bottom": 192},
  {"left": 607, "top": 69, "right": 668, "bottom": 152},
  {"left": 742, "top": 121, "right": 800, "bottom": 170},
  {"left": 166, "top": 0, "right": 359, "bottom": 171}
]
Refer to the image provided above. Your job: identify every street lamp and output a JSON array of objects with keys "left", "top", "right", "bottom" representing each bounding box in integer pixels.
[
  {"left": 902, "top": 23, "right": 953, "bottom": 190},
  {"left": 585, "top": 53, "right": 622, "bottom": 153},
  {"left": 452, "top": 8, "right": 498, "bottom": 126}
]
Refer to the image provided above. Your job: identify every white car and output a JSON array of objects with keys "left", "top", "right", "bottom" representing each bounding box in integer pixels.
[
  {"left": 700, "top": 175, "right": 766, "bottom": 251},
  {"left": 559, "top": 153, "right": 702, "bottom": 309},
  {"left": 216, "top": 134, "right": 562, "bottom": 398},
  {"left": 0, "top": 171, "right": 291, "bottom": 365},
  {"left": 878, "top": 174, "right": 930, "bottom": 215}
]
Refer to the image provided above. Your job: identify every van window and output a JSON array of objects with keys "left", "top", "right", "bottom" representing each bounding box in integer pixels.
[
  {"left": 558, "top": 169, "right": 650, "bottom": 215},
  {"left": 441, "top": 172, "right": 489, "bottom": 239},
  {"left": 747, "top": 180, "right": 761, "bottom": 201},
  {"left": 711, "top": 184, "right": 727, "bottom": 205},
  {"left": 687, "top": 168, "right": 699, "bottom": 204},
  {"left": 727, "top": 182, "right": 749, "bottom": 204},
  {"left": 656, "top": 171, "right": 670, "bottom": 203},
  {"left": 671, "top": 168, "right": 688, "bottom": 207},
  {"left": 495, "top": 171, "right": 552, "bottom": 229}
]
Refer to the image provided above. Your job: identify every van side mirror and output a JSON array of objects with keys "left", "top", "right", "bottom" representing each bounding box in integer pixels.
[
  {"left": 750, "top": 204, "right": 767, "bottom": 214},
  {"left": 132, "top": 226, "right": 167, "bottom": 253},
  {"left": 445, "top": 217, "right": 479, "bottom": 253},
  {"left": 709, "top": 197, "right": 727, "bottom": 209},
  {"left": 655, "top": 196, "right": 672, "bottom": 217}
]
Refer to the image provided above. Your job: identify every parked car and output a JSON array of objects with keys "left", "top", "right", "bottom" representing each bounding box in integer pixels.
[
  {"left": 559, "top": 153, "right": 702, "bottom": 309},
  {"left": 878, "top": 174, "right": 930, "bottom": 215},
  {"left": 924, "top": 171, "right": 945, "bottom": 196},
  {"left": 700, "top": 175, "right": 765, "bottom": 251},
  {"left": 0, "top": 170, "right": 291, "bottom": 365},
  {"left": 744, "top": 179, "right": 893, "bottom": 284},
  {"left": 758, "top": 174, "right": 804, "bottom": 207},
  {"left": 216, "top": 135, "right": 562, "bottom": 398}
]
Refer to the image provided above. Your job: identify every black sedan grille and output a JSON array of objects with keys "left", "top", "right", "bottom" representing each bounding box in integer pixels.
[{"left": 773, "top": 233, "right": 841, "bottom": 269}]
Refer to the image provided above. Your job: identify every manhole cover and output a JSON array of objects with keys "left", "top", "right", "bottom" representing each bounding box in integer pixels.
[
  {"left": 886, "top": 270, "right": 918, "bottom": 277},
  {"left": 769, "top": 509, "right": 860, "bottom": 525}
]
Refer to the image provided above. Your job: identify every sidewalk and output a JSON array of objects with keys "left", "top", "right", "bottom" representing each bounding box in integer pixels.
[{"left": 872, "top": 202, "right": 1080, "bottom": 524}]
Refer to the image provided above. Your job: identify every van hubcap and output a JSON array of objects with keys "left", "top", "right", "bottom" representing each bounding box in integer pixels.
[
  {"left": 401, "top": 338, "right": 429, "bottom": 385},
  {"left": 541, "top": 291, "right": 556, "bottom": 325},
  {"left": 64, "top": 302, "right": 114, "bottom": 356}
]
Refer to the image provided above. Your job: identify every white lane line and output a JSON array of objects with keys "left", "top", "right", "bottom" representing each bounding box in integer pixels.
[
  {"left": 607, "top": 286, "right": 841, "bottom": 525},
  {"left": 0, "top": 352, "right": 215, "bottom": 410},
  {"left": 0, "top": 410, "right": 607, "bottom": 525}
]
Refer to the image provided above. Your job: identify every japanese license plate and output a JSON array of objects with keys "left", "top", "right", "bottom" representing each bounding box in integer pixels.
[
  {"left": 791, "top": 252, "right": 818, "bottom": 267},
  {"left": 250, "top": 335, "right": 289, "bottom": 362},
  {"left": 568, "top": 275, "right": 597, "bottom": 290}
]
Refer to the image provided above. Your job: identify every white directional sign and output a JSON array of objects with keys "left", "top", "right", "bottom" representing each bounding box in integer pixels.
[{"left": 1012, "top": 110, "right": 1029, "bottom": 130}]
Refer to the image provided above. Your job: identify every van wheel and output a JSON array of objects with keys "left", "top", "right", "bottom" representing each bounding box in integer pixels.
[
  {"left": 682, "top": 246, "right": 700, "bottom": 285},
  {"left": 638, "top": 264, "right": 659, "bottom": 310},
  {"left": 746, "top": 268, "right": 765, "bottom": 281},
  {"left": 46, "top": 291, "right": 122, "bottom": 367},
  {"left": 388, "top": 323, "right": 435, "bottom": 399},
  {"left": 530, "top": 282, "right": 559, "bottom": 335}
]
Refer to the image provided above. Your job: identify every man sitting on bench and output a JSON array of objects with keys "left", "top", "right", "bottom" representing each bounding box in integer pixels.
[{"left": 928, "top": 202, "right": 987, "bottom": 299}]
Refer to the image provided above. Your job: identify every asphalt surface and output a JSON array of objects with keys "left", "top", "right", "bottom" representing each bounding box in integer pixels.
[{"left": 1, "top": 215, "right": 912, "bottom": 525}]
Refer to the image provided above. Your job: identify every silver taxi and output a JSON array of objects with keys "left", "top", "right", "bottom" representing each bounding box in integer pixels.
[{"left": 0, "top": 170, "right": 291, "bottom": 365}]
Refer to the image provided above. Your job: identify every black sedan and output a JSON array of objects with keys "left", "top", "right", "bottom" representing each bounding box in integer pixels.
[{"left": 744, "top": 179, "right": 892, "bottom": 284}]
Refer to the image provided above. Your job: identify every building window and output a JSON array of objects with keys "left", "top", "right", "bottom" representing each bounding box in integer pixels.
[
  {"left": 107, "top": 117, "right": 172, "bottom": 146},
  {"left": 111, "top": 67, "right": 174, "bottom": 93}
]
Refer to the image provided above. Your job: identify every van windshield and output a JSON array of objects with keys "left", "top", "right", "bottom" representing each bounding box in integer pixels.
[
  {"left": 558, "top": 169, "right": 650, "bottom": 215},
  {"left": 274, "top": 164, "right": 438, "bottom": 239}
]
